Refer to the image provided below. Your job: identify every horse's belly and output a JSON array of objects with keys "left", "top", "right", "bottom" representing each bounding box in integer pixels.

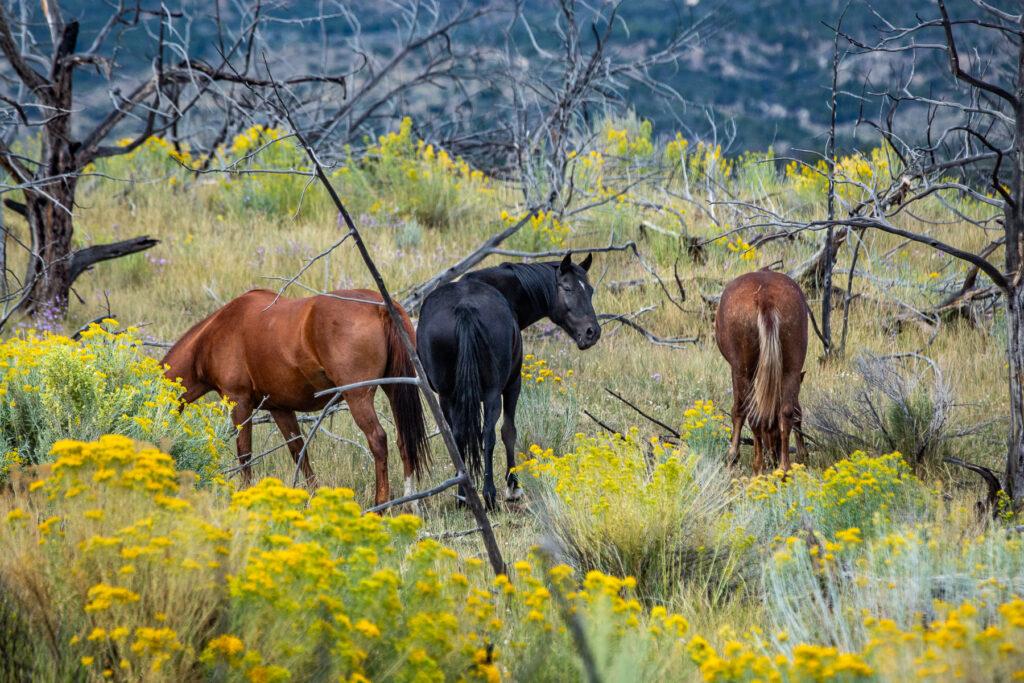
[{"left": 251, "top": 365, "right": 334, "bottom": 413}]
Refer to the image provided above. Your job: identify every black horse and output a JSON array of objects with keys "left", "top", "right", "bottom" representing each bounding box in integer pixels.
[{"left": 417, "top": 253, "right": 601, "bottom": 508}]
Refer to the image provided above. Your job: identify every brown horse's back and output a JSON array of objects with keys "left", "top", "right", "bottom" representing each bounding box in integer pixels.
[
  {"left": 715, "top": 269, "right": 808, "bottom": 472},
  {"left": 164, "top": 289, "right": 391, "bottom": 412}
]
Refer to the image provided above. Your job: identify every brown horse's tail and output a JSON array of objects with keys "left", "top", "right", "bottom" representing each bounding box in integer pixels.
[
  {"left": 748, "top": 303, "right": 782, "bottom": 429},
  {"left": 380, "top": 305, "right": 431, "bottom": 479}
]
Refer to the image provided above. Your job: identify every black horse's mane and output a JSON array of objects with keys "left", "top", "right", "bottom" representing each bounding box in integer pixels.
[{"left": 507, "top": 262, "right": 556, "bottom": 313}]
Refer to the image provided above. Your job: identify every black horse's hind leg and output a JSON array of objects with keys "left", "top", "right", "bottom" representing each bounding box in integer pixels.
[
  {"left": 501, "top": 376, "right": 523, "bottom": 501},
  {"left": 440, "top": 395, "right": 470, "bottom": 506},
  {"left": 481, "top": 392, "right": 502, "bottom": 510}
]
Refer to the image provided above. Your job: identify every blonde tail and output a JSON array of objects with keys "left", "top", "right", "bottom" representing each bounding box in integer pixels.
[{"left": 748, "top": 307, "right": 782, "bottom": 428}]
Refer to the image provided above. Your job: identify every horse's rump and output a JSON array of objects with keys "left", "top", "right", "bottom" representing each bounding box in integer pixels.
[{"left": 747, "top": 301, "right": 782, "bottom": 429}]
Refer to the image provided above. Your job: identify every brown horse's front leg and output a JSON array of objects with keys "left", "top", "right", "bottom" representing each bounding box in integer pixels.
[
  {"left": 778, "top": 407, "right": 795, "bottom": 472},
  {"left": 793, "top": 401, "right": 809, "bottom": 462},
  {"left": 271, "top": 409, "right": 319, "bottom": 489},
  {"left": 231, "top": 398, "right": 255, "bottom": 487}
]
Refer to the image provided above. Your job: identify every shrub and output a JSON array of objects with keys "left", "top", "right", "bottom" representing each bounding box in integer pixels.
[
  {"left": 364, "top": 116, "right": 493, "bottom": 229},
  {"left": 601, "top": 115, "right": 654, "bottom": 160},
  {"left": 0, "top": 321, "right": 232, "bottom": 482},
  {"left": 764, "top": 513, "right": 1024, "bottom": 652},
  {"left": 738, "top": 450, "right": 927, "bottom": 545},
  {"left": 505, "top": 209, "right": 572, "bottom": 252},
  {"left": 803, "top": 355, "right": 958, "bottom": 474},
  {"left": 516, "top": 426, "right": 737, "bottom": 603},
  {"left": 219, "top": 125, "right": 320, "bottom": 218},
  {"left": 686, "top": 599, "right": 1024, "bottom": 682},
  {"left": 0, "top": 435, "right": 705, "bottom": 682},
  {"left": 679, "top": 399, "right": 732, "bottom": 459},
  {"left": 514, "top": 353, "right": 579, "bottom": 456}
]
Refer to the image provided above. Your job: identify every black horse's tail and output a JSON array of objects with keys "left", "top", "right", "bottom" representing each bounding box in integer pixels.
[
  {"left": 381, "top": 306, "right": 431, "bottom": 479},
  {"left": 452, "top": 303, "right": 487, "bottom": 475}
]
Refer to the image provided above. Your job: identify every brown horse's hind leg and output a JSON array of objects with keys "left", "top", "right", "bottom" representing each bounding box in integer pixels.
[
  {"left": 751, "top": 424, "right": 767, "bottom": 475},
  {"left": 270, "top": 409, "right": 318, "bottom": 489},
  {"left": 777, "top": 374, "right": 802, "bottom": 471},
  {"left": 231, "top": 397, "right": 255, "bottom": 487},
  {"left": 347, "top": 391, "right": 391, "bottom": 507},
  {"left": 728, "top": 372, "right": 750, "bottom": 467},
  {"left": 382, "top": 392, "right": 416, "bottom": 507}
]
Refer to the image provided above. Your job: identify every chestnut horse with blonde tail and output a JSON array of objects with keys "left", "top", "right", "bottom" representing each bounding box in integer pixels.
[
  {"left": 162, "top": 289, "right": 429, "bottom": 504},
  {"left": 715, "top": 269, "right": 809, "bottom": 473}
]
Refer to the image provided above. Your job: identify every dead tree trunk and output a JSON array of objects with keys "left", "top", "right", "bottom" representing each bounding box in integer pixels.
[
  {"left": 22, "top": 179, "right": 77, "bottom": 316},
  {"left": 1007, "top": 286, "right": 1024, "bottom": 500},
  {"left": 0, "top": 14, "right": 158, "bottom": 319},
  {"left": 16, "top": 16, "right": 79, "bottom": 316},
  {"left": 1002, "top": 18, "right": 1024, "bottom": 502}
]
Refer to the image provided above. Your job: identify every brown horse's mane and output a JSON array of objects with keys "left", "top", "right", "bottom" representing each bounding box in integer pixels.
[{"left": 162, "top": 306, "right": 225, "bottom": 379}]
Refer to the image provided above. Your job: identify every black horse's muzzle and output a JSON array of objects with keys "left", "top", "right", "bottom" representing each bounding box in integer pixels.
[{"left": 576, "top": 324, "right": 601, "bottom": 349}]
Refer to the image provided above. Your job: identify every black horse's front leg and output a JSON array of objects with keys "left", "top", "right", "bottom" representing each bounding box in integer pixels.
[{"left": 501, "top": 375, "right": 523, "bottom": 501}]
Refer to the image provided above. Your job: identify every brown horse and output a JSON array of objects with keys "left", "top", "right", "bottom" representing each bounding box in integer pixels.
[
  {"left": 715, "top": 269, "right": 809, "bottom": 473},
  {"left": 162, "top": 289, "right": 429, "bottom": 504}
]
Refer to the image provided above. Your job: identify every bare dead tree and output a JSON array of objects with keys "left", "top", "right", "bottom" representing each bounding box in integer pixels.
[
  {"left": 0, "top": 2, "right": 338, "bottom": 319},
  {"left": 493, "top": 0, "right": 711, "bottom": 203},
  {"left": 0, "top": 1, "right": 496, "bottom": 325}
]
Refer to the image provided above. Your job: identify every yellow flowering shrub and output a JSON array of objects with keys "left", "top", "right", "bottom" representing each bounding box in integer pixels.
[
  {"left": 725, "top": 235, "right": 758, "bottom": 261},
  {"left": 515, "top": 353, "right": 579, "bottom": 456},
  {"left": 784, "top": 146, "right": 894, "bottom": 204},
  {"left": 0, "top": 435, "right": 228, "bottom": 680},
  {"left": 864, "top": 599, "right": 1024, "bottom": 680},
  {"left": 520, "top": 353, "right": 572, "bottom": 389},
  {"left": 741, "top": 451, "right": 924, "bottom": 541},
  {"left": 0, "top": 436, "right": 709, "bottom": 682},
  {"left": 601, "top": 118, "right": 654, "bottom": 159},
  {"left": 679, "top": 399, "right": 732, "bottom": 457},
  {"left": 115, "top": 134, "right": 206, "bottom": 169},
  {"left": 91, "top": 125, "right": 329, "bottom": 218},
  {"left": 677, "top": 596, "right": 1024, "bottom": 682},
  {"left": 766, "top": 510, "right": 1024, "bottom": 652},
  {"left": 689, "top": 634, "right": 874, "bottom": 682},
  {"left": 363, "top": 116, "right": 493, "bottom": 229},
  {"left": 219, "top": 124, "right": 318, "bottom": 217},
  {"left": 503, "top": 209, "right": 571, "bottom": 250},
  {"left": 664, "top": 135, "right": 733, "bottom": 184},
  {"left": 0, "top": 320, "right": 232, "bottom": 481},
  {"left": 516, "top": 428, "right": 733, "bottom": 600}
]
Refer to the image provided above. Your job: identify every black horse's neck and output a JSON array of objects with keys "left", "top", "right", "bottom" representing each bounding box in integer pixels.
[{"left": 464, "top": 262, "right": 556, "bottom": 329}]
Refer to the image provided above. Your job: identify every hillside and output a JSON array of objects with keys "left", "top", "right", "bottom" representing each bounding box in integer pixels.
[{"left": 39, "top": 0, "right": 1011, "bottom": 154}]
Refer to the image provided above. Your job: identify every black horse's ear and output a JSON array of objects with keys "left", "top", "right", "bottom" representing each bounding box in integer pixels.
[
  {"left": 580, "top": 253, "right": 593, "bottom": 272},
  {"left": 558, "top": 253, "right": 573, "bottom": 274}
]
